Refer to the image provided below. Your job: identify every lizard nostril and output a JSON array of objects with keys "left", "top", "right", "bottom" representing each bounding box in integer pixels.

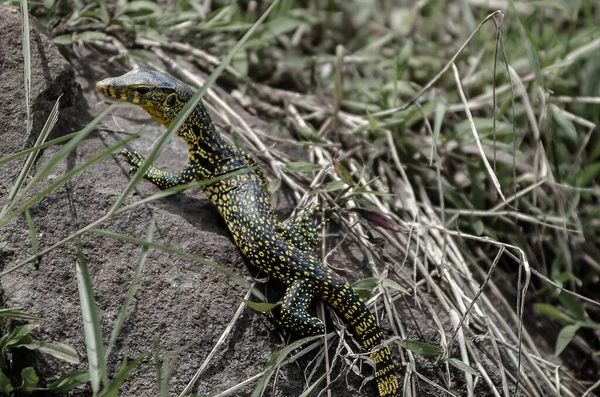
[{"left": 95, "top": 80, "right": 114, "bottom": 97}]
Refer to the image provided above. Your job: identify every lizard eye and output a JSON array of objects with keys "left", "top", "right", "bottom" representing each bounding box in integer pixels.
[
  {"left": 136, "top": 87, "right": 150, "bottom": 95},
  {"left": 165, "top": 94, "right": 177, "bottom": 107}
]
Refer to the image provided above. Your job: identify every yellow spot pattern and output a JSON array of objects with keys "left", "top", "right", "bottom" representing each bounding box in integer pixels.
[{"left": 96, "top": 68, "right": 399, "bottom": 397}]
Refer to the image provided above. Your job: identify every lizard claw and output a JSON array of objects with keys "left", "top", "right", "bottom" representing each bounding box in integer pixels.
[
  {"left": 127, "top": 166, "right": 139, "bottom": 176},
  {"left": 120, "top": 149, "right": 144, "bottom": 166},
  {"left": 120, "top": 149, "right": 145, "bottom": 176}
]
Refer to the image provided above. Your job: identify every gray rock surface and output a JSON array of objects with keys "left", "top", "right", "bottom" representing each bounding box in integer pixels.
[
  {"left": 0, "top": 5, "right": 83, "bottom": 203},
  {"left": 0, "top": 7, "right": 391, "bottom": 396}
]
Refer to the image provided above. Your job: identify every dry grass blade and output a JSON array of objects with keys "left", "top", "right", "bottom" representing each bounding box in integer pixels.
[
  {"left": 452, "top": 63, "right": 506, "bottom": 201},
  {"left": 104, "top": 217, "right": 156, "bottom": 361},
  {"left": 251, "top": 335, "right": 323, "bottom": 397},
  {"left": 178, "top": 285, "right": 256, "bottom": 396},
  {"left": 0, "top": 95, "right": 61, "bottom": 218}
]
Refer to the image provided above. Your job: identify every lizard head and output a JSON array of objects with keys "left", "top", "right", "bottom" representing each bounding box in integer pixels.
[{"left": 96, "top": 68, "right": 194, "bottom": 127}]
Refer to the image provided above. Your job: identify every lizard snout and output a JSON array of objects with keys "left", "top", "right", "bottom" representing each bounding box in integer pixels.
[{"left": 96, "top": 79, "right": 116, "bottom": 98}]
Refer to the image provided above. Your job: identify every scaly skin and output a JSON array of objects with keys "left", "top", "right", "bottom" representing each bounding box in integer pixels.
[{"left": 96, "top": 68, "right": 399, "bottom": 396}]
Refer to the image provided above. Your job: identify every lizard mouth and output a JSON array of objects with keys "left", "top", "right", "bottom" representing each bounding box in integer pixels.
[
  {"left": 95, "top": 79, "right": 119, "bottom": 99},
  {"left": 96, "top": 80, "right": 141, "bottom": 104}
]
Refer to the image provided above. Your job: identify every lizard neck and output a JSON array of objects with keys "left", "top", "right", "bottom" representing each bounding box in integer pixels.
[{"left": 181, "top": 105, "right": 251, "bottom": 180}]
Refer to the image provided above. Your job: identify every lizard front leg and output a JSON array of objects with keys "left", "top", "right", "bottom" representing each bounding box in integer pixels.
[{"left": 120, "top": 149, "right": 197, "bottom": 190}]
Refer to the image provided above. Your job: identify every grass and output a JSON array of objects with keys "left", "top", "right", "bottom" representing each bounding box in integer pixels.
[{"left": 0, "top": 0, "right": 599, "bottom": 396}]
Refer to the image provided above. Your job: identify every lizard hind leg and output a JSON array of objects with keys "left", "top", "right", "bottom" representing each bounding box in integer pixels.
[
  {"left": 279, "top": 205, "right": 337, "bottom": 251},
  {"left": 279, "top": 278, "right": 325, "bottom": 336}
]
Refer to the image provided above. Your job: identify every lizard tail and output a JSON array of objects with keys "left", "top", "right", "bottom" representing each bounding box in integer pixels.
[{"left": 331, "top": 282, "right": 400, "bottom": 397}]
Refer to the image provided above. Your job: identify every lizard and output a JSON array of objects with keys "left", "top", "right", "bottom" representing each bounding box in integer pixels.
[{"left": 96, "top": 68, "right": 399, "bottom": 396}]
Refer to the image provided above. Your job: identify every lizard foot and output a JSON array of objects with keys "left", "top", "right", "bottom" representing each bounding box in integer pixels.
[{"left": 120, "top": 149, "right": 144, "bottom": 176}]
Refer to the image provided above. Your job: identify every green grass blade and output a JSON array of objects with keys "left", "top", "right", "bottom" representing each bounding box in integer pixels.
[
  {"left": 48, "top": 371, "right": 90, "bottom": 393},
  {"left": 114, "top": 167, "right": 254, "bottom": 215},
  {"left": 24, "top": 209, "right": 39, "bottom": 260},
  {"left": 90, "top": 228, "right": 252, "bottom": 292},
  {"left": 251, "top": 335, "right": 322, "bottom": 397},
  {"left": 0, "top": 167, "right": 251, "bottom": 279},
  {"left": 98, "top": 355, "right": 146, "bottom": 397},
  {"left": 0, "top": 96, "right": 61, "bottom": 218},
  {"left": 0, "top": 131, "right": 78, "bottom": 167},
  {"left": 104, "top": 217, "right": 155, "bottom": 361},
  {"left": 0, "top": 133, "right": 140, "bottom": 228},
  {"left": 510, "top": 0, "right": 542, "bottom": 83},
  {"left": 19, "top": 0, "right": 31, "bottom": 138},
  {"left": 298, "top": 372, "right": 327, "bottom": 397},
  {"left": 8, "top": 103, "right": 119, "bottom": 213},
  {"left": 75, "top": 248, "right": 108, "bottom": 394},
  {"left": 0, "top": 309, "right": 41, "bottom": 321},
  {"left": 108, "top": 0, "right": 283, "bottom": 214}
]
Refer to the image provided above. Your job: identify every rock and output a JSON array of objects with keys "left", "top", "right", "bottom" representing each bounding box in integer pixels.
[
  {"left": 0, "top": 5, "right": 83, "bottom": 202},
  {"left": 0, "top": 29, "right": 382, "bottom": 395}
]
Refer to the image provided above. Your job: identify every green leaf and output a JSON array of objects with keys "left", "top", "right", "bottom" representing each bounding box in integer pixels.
[
  {"left": 554, "top": 272, "right": 582, "bottom": 286},
  {"left": 48, "top": 371, "right": 90, "bottom": 393},
  {"left": 267, "top": 179, "right": 281, "bottom": 195},
  {"left": 446, "top": 358, "right": 478, "bottom": 375},
  {"left": 558, "top": 292, "right": 585, "bottom": 321},
  {"left": 534, "top": 303, "right": 576, "bottom": 324},
  {"left": 76, "top": 252, "right": 108, "bottom": 393},
  {"left": 116, "top": 0, "right": 163, "bottom": 18},
  {"left": 453, "top": 117, "right": 514, "bottom": 137},
  {"left": 284, "top": 161, "right": 322, "bottom": 173},
  {"left": 98, "top": 1, "right": 110, "bottom": 25},
  {"left": 53, "top": 34, "right": 74, "bottom": 45},
  {"left": 351, "top": 277, "right": 380, "bottom": 298},
  {"left": 381, "top": 279, "right": 409, "bottom": 295},
  {"left": 312, "top": 180, "right": 347, "bottom": 194},
  {"left": 20, "top": 367, "right": 38, "bottom": 392},
  {"left": 98, "top": 355, "right": 145, "bottom": 397},
  {"left": 0, "top": 324, "right": 38, "bottom": 356},
  {"left": 242, "top": 299, "right": 281, "bottom": 313},
  {"left": 579, "top": 163, "right": 600, "bottom": 187},
  {"left": 324, "top": 180, "right": 346, "bottom": 191},
  {"left": 0, "top": 309, "right": 41, "bottom": 321},
  {"left": 333, "top": 158, "right": 353, "bottom": 185},
  {"left": 553, "top": 112, "right": 577, "bottom": 144},
  {"left": 555, "top": 324, "right": 580, "bottom": 356},
  {"left": 0, "top": 371, "right": 13, "bottom": 395},
  {"left": 473, "top": 219, "right": 484, "bottom": 236},
  {"left": 397, "top": 340, "right": 442, "bottom": 356},
  {"left": 298, "top": 372, "right": 327, "bottom": 397},
  {"left": 76, "top": 31, "right": 107, "bottom": 43},
  {"left": 19, "top": 340, "right": 80, "bottom": 364}
]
